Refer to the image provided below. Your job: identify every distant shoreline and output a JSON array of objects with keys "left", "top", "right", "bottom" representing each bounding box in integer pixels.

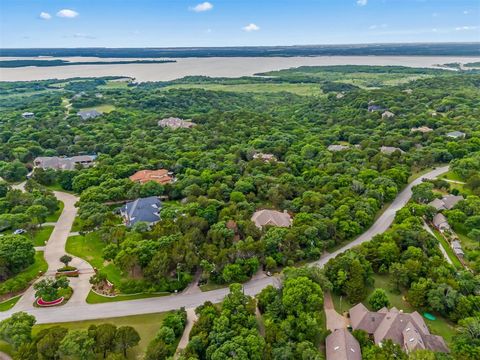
[
  {"left": 1, "top": 43, "right": 479, "bottom": 58},
  {"left": 0, "top": 59, "right": 175, "bottom": 68}
]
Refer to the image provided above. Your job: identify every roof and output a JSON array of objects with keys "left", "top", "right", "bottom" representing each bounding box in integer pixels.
[
  {"left": 442, "top": 195, "right": 463, "bottom": 210},
  {"left": 411, "top": 126, "right": 433, "bottom": 133},
  {"left": 77, "top": 109, "right": 102, "bottom": 120},
  {"left": 121, "top": 196, "right": 162, "bottom": 227},
  {"left": 382, "top": 111, "right": 395, "bottom": 118},
  {"left": 349, "top": 305, "right": 449, "bottom": 353},
  {"left": 129, "top": 169, "right": 173, "bottom": 185},
  {"left": 380, "top": 146, "right": 405, "bottom": 154},
  {"left": 158, "top": 117, "right": 196, "bottom": 129},
  {"left": 433, "top": 213, "right": 449, "bottom": 228},
  {"left": 328, "top": 144, "right": 350, "bottom": 152},
  {"left": 326, "top": 329, "right": 362, "bottom": 360},
  {"left": 368, "top": 105, "right": 384, "bottom": 112},
  {"left": 251, "top": 209, "right": 292, "bottom": 228},
  {"left": 428, "top": 195, "right": 463, "bottom": 211},
  {"left": 446, "top": 131, "right": 465, "bottom": 138},
  {"left": 33, "top": 155, "right": 96, "bottom": 171},
  {"left": 22, "top": 112, "right": 34, "bottom": 117},
  {"left": 253, "top": 153, "right": 277, "bottom": 161}
]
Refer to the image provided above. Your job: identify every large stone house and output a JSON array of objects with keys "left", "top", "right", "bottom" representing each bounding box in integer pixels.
[
  {"left": 33, "top": 155, "right": 96, "bottom": 171},
  {"left": 120, "top": 196, "right": 162, "bottom": 227},
  {"left": 251, "top": 209, "right": 292, "bottom": 229},
  {"left": 349, "top": 303, "right": 449, "bottom": 353},
  {"left": 326, "top": 328, "right": 361, "bottom": 360},
  {"left": 129, "top": 169, "right": 173, "bottom": 185}
]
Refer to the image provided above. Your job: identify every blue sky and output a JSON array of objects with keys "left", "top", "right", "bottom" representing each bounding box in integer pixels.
[{"left": 1, "top": 0, "right": 479, "bottom": 48}]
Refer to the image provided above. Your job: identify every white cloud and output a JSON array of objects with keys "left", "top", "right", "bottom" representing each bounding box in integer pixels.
[
  {"left": 432, "top": 12, "right": 438, "bottom": 17},
  {"left": 190, "top": 2, "right": 213, "bottom": 12},
  {"left": 357, "top": 0, "right": 367, "bottom": 6},
  {"left": 455, "top": 25, "right": 477, "bottom": 31},
  {"left": 57, "top": 9, "right": 79, "bottom": 18},
  {"left": 243, "top": 23, "right": 260, "bottom": 32},
  {"left": 369, "top": 24, "right": 387, "bottom": 30},
  {"left": 73, "top": 33, "right": 95, "bottom": 39},
  {"left": 463, "top": 10, "right": 469, "bottom": 15},
  {"left": 39, "top": 12, "right": 51, "bottom": 20}
]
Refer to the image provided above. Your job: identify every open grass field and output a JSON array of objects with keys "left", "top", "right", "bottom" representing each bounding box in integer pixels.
[
  {"left": 66, "top": 233, "right": 123, "bottom": 286},
  {"left": 32, "top": 312, "right": 167, "bottom": 359},
  {"left": 164, "top": 83, "right": 324, "bottom": 96},
  {"left": 80, "top": 104, "right": 116, "bottom": 113},
  {"left": 331, "top": 274, "right": 457, "bottom": 345},
  {"left": 30, "top": 225, "right": 54, "bottom": 247},
  {"left": 98, "top": 80, "right": 132, "bottom": 89}
]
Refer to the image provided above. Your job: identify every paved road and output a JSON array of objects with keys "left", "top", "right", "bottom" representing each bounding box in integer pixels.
[
  {"left": 10, "top": 188, "right": 94, "bottom": 312},
  {"left": 310, "top": 166, "right": 449, "bottom": 268},
  {"left": 1, "top": 166, "right": 448, "bottom": 324}
]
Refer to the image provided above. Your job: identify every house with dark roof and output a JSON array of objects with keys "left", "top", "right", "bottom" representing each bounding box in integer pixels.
[
  {"left": 326, "top": 328, "right": 361, "bottom": 360},
  {"left": 349, "top": 303, "right": 449, "bottom": 354},
  {"left": 77, "top": 109, "right": 102, "bottom": 120},
  {"left": 368, "top": 105, "right": 384, "bottom": 112},
  {"left": 433, "top": 213, "right": 450, "bottom": 231},
  {"left": 120, "top": 196, "right": 162, "bottom": 227},
  {"left": 451, "top": 240, "right": 464, "bottom": 258}
]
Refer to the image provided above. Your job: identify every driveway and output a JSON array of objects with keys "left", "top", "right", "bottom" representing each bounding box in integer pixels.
[{"left": 1, "top": 166, "right": 448, "bottom": 324}]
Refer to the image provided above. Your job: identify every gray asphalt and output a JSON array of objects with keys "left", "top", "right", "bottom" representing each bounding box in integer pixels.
[{"left": 0, "top": 166, "right": 448, "bottom": 324}]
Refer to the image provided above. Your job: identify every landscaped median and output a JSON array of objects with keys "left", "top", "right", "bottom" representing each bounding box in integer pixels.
[{"left": 33, "top": 277, "right": 73, "bottom": 307}]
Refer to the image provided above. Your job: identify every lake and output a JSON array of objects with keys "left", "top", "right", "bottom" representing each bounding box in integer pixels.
[{"left": 1, "top": 56, "right": 479, "bottom": 82}]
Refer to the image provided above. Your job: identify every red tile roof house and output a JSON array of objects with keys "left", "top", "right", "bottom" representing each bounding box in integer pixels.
[
  {"left": 349, "top": 303, "right": 449, "bottom": 354},
  {"left": 129, "top": 169, "right": 173, "bottom": 185}
]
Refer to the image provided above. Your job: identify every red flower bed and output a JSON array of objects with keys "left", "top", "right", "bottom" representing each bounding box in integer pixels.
[{"left": 36, "top": 297, "right": 64, "bottom": 307}]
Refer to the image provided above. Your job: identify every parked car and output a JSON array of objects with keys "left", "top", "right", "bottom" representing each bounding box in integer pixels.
[{"left": 13, "top": 229, "right": 27, "bottom": 235}]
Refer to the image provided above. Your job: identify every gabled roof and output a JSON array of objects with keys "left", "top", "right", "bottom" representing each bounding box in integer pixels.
[
  {"left": 433, "top": 213, "right": 448, "bottom": 226},
  {"left": 446, "top": 131, "right": 465, "bottom": 138},
  {"left": 428, "top": 195, "right": 463, "bottom": 211},
  {"left": 158, "top": 117, "right": 196, "bottom": 129},
  {"left": 77, "top": 109, "right": 102, "bottom": 120},
  {"left": 326, "top": 329, "right": 361, "bottom": 360},
  {"left": 129, "top": 169, "right": 173, "bottom": 185},
  {"left": 349, "top": 304, "right": 449, "bottom": 353},
  {"left": 380, "top": 146, "right": 405, "bottom": 154},
  {"left": 33, "top": 155, "right": 96, "bottom": 171},
  {"left": 251, "top": 209, "right": 292, "bottom": 228},
  {"left": 328, "top": 144, "right": 350, "bottom": 152},
  {"left": 121, "top": 196, "right": 162, "bottom": 227}
]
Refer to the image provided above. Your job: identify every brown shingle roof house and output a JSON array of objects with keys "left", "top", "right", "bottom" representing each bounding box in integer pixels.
[
  {"left": 428, "top": 195, "right": 464, "bottom": 211},
  {"left": 129, "top": 169, "right": 173, "bottom": 185},
  {"left": 326, "top": 328, "right": 361, "bottom": 360},
  {"left": 349, "top": 303, "right": 449, "bottom": 353},
  {"left": 251, "top": 209, "right": 292, "bottom": 229}
]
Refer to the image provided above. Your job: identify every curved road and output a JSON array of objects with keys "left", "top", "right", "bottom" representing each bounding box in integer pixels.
[{"left": 1, "top": 166, "right": 448, "bottom": 324}]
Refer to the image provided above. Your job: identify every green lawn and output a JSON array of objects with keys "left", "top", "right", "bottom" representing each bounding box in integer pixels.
[
  {"left": 71, "top": 217, "right": 84, "bottom": 232},
  {"left": 0, "top": 295, "right": 21, "bottom": 312},
  {"left": 431, "top": 228, "right": 463, "bottom": 270},
  {"left": 441, "top": 170, "right": 464, "bottom": 182},
  {"left": 331, "top": 274, "right": 457, "bottom": 345},
  {"left": 33, "top": 312, "right": 167, "bottom": 359},
  {"left": 80, "top": 104, "right": 116, "bottom": 113},
  {"left": 66, "top": 233, "right": 123, "bottom": 286},
  {"left": 29, "top": 226, "right": 54, "bottom": 247},
  {"left": 86, "top": 290, "right": 169, "bottom": 304},
  {"left": 199, "top": 282, "right": 228, "bottom": 292},
  {"left": 45, "top": 200, "right": 64, "bottom": 222},
  {"left": 164, "top": 83, "right": 324, "bottom": 97}
]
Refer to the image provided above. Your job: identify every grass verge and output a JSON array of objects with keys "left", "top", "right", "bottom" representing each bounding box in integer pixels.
[
  {"left": 45, "top": 200, "right": 64, "bottom": 222},
  {"left": 86, "top": 290, "right": 169, "bottom": 304},
  {"left": 0, "top": 295, "right": 21, "bottom": 312}
]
